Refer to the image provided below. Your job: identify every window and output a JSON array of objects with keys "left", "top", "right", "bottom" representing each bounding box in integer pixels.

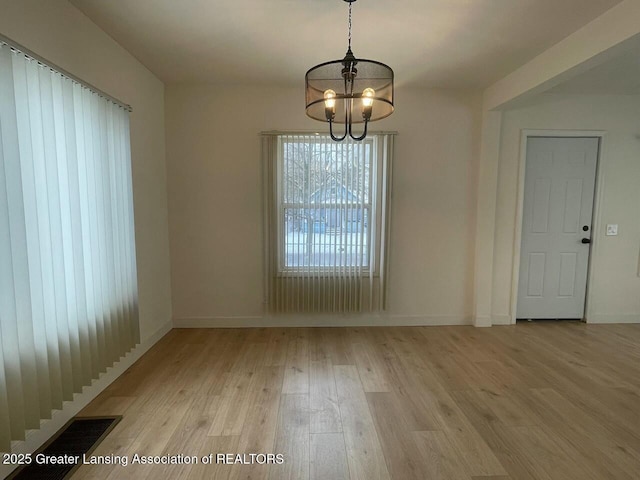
[
  {"left": 263, "top": 133, "right": 394, "bottom": 313},
  {"left": 0, "top": 40, "right": 138, "bottom": 451},
  {"left": 280, "top": 136, "right": 374, "bottom": 273}
]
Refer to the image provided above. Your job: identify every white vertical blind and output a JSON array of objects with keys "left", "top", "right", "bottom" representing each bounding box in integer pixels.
[
  {"left": 262, "top": 133, "right": 394, "bottom": 313},
  {"left": 0, "top": 43, "right": 139, "bottom": 452}
]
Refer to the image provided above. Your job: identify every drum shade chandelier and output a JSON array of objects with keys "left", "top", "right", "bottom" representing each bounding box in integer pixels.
[{"left": 305, "top": 0, "right": 394, "bottom": 141}]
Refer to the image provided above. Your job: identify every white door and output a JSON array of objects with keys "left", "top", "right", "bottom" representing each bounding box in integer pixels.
[{"left": 517, "top": 137, "right": 599, "bottom": 319}]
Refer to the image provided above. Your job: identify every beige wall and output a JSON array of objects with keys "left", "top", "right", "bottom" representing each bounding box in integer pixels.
[
  {"left": 0, "top": 0, "right": 173, "bottom": 339},
  {"left": 166, "top": 85, "right": 482, "bottom": 324},
  {"left": 492, "top": 94, "right": 640, "bottom": 323}
]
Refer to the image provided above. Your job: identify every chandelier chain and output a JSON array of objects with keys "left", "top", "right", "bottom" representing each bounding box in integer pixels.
[{"left": 348, "top": 1, "right": 352, "bottom": 49}]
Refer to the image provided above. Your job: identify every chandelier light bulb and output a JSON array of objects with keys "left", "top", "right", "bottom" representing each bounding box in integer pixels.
[
  {"left": 324, "top": 89, "right": 337, "bottom": 109},
  {"left": 362, "top": 88, "right": 375, "bottom": 107}
]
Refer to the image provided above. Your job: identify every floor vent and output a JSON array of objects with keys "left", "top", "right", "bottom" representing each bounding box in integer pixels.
[{"left": 9, "top": 416, "right": 121, "bottom": 480}]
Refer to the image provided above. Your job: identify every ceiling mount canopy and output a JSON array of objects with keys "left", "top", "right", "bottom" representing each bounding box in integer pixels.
[{"left": 305, "top": 0, "right": 394, "bottom": 142}]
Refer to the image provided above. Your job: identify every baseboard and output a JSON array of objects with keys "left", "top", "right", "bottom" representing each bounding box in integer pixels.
[
  {"left": 0, "top": 319, "right": 173, "bottom": 479},
  {"left": 173, "top": 314, "right": 472, "bottom": 328},
  {"left": 585, "top": 313, "right": 640, "bottom": 324},
  {"left": 491, "top": 314, "right": 513, "bottom": 325},
  {"left": 472, "top": 315, "right": 492, "bottom": 328},
  {"left": 472, "top": 314, "right": 513, "bottom": 327}
]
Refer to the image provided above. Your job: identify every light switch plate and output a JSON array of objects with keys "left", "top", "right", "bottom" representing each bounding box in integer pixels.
[{"left": 606, "top": 224, "right": 618, "bottom": 236}]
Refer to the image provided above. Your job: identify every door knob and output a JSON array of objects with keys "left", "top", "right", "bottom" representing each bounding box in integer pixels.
[{"left": 581, "top": 238, "right": 591, "bottom": 244}]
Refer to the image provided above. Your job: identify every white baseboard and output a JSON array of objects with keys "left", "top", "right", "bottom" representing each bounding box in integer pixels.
[
  {"left": 173, "top": 314, "right": 472, "bottom": 328},
  {"left": 473, "top": 314, "right": 514, "bottom": 326},
  {"left": 472, "top": 315, "right": 492, "bottom": 327},
  {"left": 491, "top": 314, "right": 513, "bottom": 325},
  {"left": 0, "top": 319, "right": 173, "bottom": 479},
  {"left": 586, "top": 313, "right": 640, "bottom": 324}
]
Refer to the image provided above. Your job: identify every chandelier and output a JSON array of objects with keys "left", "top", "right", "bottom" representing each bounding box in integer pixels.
[{"left": 305, "top": 0, "right": 394, "bottom": 141}]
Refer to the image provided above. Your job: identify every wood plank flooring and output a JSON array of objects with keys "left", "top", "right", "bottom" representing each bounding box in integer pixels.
[{"left": 73, "top": 322, "right": 640, "bottom": 479}]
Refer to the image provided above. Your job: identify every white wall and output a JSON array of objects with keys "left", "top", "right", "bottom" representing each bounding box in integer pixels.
[
  {"left": 0, "top": 0, "right": 173, "bottom": 339},
  {"left": 492, "top": 94, "right": 640, "bottom": 323},
  {"left": 165, "top": 85, "right": 482, "bottom": 325}
]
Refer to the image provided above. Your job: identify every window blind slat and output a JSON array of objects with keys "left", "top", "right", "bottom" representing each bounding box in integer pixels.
[
  {"left": 86, "top": 89, "right": 107, "bottom": 372},
  {"left": 40, "top": 67, "right": 75, "bottom": 402},
  {"left": 111, "top": 106, "right": 128, "bottom": 352},
  {"left": 2, "top": 48, "right": 40, "bottom": 432},
  {"left": 74, "top": 83, "right": 99, "bottom": 380},
  {"left": 52, "top": 72, "right": 85, "bottom": 393},
  {"left": 62, "top": 79, "right": 92, "bottom": 387},
  {"left": 103, "top": 103, "right": 119, "bottom": 364},
  {"left": 123, "top": 113, "right": 140, "bottom": 346},
  {"left": 0, "top": 47, "right": 28, "bottom": 439},
  {"left": 15, "top": 57, "right": 53, "bottom": 419},
  {"left": 96, "top": 95, "right": 115, "bottom": 366}
]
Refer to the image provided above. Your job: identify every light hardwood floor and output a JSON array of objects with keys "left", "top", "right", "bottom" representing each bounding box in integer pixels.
[{"left": 74, "top": 322, "right": 640, "bottom": 480}]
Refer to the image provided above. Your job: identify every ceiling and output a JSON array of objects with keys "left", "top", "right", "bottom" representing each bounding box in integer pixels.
[
  {"left": 546, "top": 46, "right": 640, "bottom": 95},
  {"left": 70, "top": 0, "right": 622, "bottom": 88}
]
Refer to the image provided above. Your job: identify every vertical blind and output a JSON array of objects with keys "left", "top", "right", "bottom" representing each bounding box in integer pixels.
[
  {"left": 263, "top": 133, "right": 394, "bottom": 313},
  {"left": 0, "top": 42, "right": 139, "bottom": 452}
]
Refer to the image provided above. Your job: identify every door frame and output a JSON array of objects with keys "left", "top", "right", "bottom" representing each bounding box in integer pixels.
[{"left": 509, "top": 130, "right": 606, "bottom": 324}]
